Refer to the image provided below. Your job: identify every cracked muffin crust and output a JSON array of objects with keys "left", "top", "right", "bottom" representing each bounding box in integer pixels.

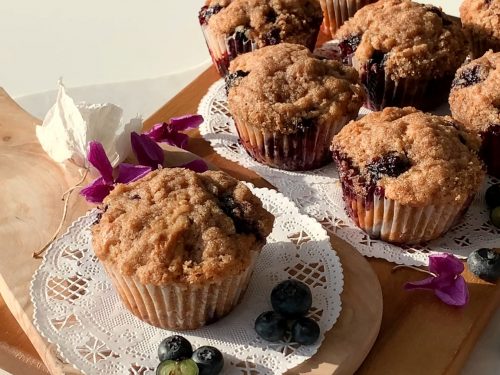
[
  {"left": 226, "top": 43, "right": 365, "bottom": 170},
  {"left": 93, "top": 168, "right": 274, "bottom": 285},
  {"left": 460, "top": 0, "right": 500, "bottom": 57},
  {"left": 449, "top": 50, "right": 500, "bottom": 177}
]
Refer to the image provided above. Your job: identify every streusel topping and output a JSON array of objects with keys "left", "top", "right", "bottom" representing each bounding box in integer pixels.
[
  {"left": 449, "top": 50, "right": 500, "bottom": 133},
  {"left": 335, "top": 0, "right": 468, "bottom": 79},
  {"left": 227, "top": 43, "right": 365, "bottom": 134},
  {"left": 460, "top": 0, "right": 500, "bottom": 40},
  {"left": 92, "top": 168, "right": 274, "bottom": 285},
  {"left": 332, "top": 107, "right": 485, "bottom": 206},
  {"left": 201, "top": 0, "right": 322, "bottom": 47}
]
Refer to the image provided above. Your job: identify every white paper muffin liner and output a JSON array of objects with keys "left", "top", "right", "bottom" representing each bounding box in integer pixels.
[
  {"left": 343, "top": 189, "right": 474, "bottom": 244},
  {"left": 320, "top": 0, "right": 374, "bottom": 37},
  {"left": 102, "top": 251, "right": 258, "bottom": 330},
  {"left": 234, "top": 116, "right": 352, "bottom": 171},
  {"left": 200, "top": 24, "right": 257, "bottom": 76}
]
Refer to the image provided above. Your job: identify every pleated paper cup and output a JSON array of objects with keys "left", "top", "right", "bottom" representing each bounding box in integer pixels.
[
  {"left": 339, "top": 183, "right": 474, "bottom": 244},
  {"left": 468, "top": 31, "right": 500, "bottom": 59},
  {"left": 320, "top": 0, "right": 375, "bottom": 38},
  {"left": 480, "top": 125, "right": 500, "bottom": 178},
  {"left": 234, "top": 116, "right": 352, "bottom": 171},
  {"left": 200, "top": 24, "right": 258, "bottom": 77},
  {"left": 102, "top": 251, "right": 258, "bottom": 330},
  {"left": 359, "top": 66, "right": 454, "bottom": 111}
]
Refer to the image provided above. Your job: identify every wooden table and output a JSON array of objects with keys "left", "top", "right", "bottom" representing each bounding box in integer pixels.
[{"left": 1, "top": 65, "right": 500, "bottom": 375}]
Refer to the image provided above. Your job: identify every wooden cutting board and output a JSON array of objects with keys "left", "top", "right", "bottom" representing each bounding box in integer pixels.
[
  {"left": 145, "top": 66, "right": 500, "bottom": 375},
  {"left": 0, "top": 87, "right": 383, "bottom": 375}
]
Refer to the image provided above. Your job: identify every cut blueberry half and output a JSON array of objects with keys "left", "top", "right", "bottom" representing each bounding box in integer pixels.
[{"left": 156, "top": 359, "right": 199, "bottom": 375}]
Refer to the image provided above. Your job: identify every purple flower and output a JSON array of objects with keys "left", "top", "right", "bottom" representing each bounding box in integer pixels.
[
  {"left": 144, "top": 114, "right": 204, "bottom": 149},
  {"left": 80, "top": 141, "right": 151, "bottom": 203},
  {"left": 404, "top": 254, "right": 469, "bottom": 307},
  {"left": 131, "top": 131, "right": 209, "bottom": 173}
]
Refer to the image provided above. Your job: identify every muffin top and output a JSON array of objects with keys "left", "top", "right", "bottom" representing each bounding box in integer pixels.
[
  {"left": 450, "top": 50, "right": 500, "bottom": 133},
  {"left": 332, "top": 107, "right": 485, "bottom": 206},
  {"left": 335, "top": 0, "right": 468, "bottom": 79},
  {"left": 199, "top": 0, "right": 322, "bottom": 48},
  {"left": 92, "top": 168, "right": 274, "bottom": 285},
  {"left": 460, "top": 0, "right": 500, "bottom": 40},
  {"left": 227, "top": 43, "right": 365, "bottom": 134}
]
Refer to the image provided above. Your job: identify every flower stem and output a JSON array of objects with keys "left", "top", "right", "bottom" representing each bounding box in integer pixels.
[
  {"left": 392, "top": 264, "right": 436, "bottom": 277},
  {"left": 32, "top": 168, "right": 89, "bottom": 259}
]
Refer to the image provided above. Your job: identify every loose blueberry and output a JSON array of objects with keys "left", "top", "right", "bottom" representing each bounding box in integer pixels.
[
  {"left": 271, "top": 279, "right": 312, "bottom": 317},
  {"left": 485, "top": 184, "right": 500, "bottom": 208},
  {"left": 157, "top": 359, "right": 199, "bottom": 375},
  {"left": 255, "top": 311, "right": 287, "bottom": 342},
  {"left": 192, "top": 346, "right": 224, "bottom": 375},
  {"left": 467, "top": 248, "right": 500, "bottom": 282},
  {"left": 291, "top": 317, "right": 320, "bottom": 345},
  {"left": 490, "top": 207, "right": 500, "bottom": 229},
  {"left": 158, "top": 335, "right": 193, "bottom": 362}
]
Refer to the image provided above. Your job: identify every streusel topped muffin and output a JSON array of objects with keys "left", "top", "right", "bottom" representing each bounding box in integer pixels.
[
  {"left": 335, "top": 0, "right": 468, "bottom": 110},
  {"left": 199, "top": 0, "right": 322, "bottom": 75},
  {"left": 93, "top": 168, "right": 274, "bottom": 329},
  {"left": 94, "top": 168, "right": 274, "bottom": 285},
  {"left": 449, "top": 50, "right": 500, "bottom": 177},
  {"left": 331, "top": 107, "right": 485, "bottom": 244},
  {"left": 227, "top": 43, "right": 365, "bottom": 170},
  {"left": 460, "top": 0, "right": 500, "bottom": 57}
]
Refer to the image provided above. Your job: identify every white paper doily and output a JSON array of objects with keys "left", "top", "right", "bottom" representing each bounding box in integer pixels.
[
  {"left": 31, "top": 186, "right": 344, "bottom": 375},
  {"left": 198, "top": 79, "right": 500, "bottom": 266}
]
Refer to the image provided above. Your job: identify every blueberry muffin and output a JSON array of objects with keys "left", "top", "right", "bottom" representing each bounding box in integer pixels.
[
  {"left": 331, "top": 107, "right": 485, "bottom": 244},
  {"left": 449, "top": 51, "right": 500, "bottom": 178},
  {"left": 320, "top": 0, "right": 377, "bottom": 38},
  {"left": 227, "top": 43, "right": 365, "bottom": 171},
  {"left": 335, "top": 0, "right": 468, "bottom": 110},
  {"left": 198, "top": 0, "right": 323, "bottom": 76},
  {"left": 460, "top": 0, "right": 500, "bottom": 58},
  {"left": 92, "top": 168, "right": 274, "bottom": 330}
]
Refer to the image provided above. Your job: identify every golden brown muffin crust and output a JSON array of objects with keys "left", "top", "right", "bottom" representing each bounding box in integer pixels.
[
  {"left": 204, "top": 0, "right": 322, "bottom": 47},
  {"left": 335, "top": 0, "right": 468, "bottom": 79},
  {"left": 227, "top": 43, "right": 365, "bottom": 134},
  {"left": 92, "top": 168, "right": 274, "bottom": 286},
  {"left": 332, "top": 107, "right": 485, "bottom": 206},
  {"left": 460, "top": 0, "right": 500, "bottom": 40},
  {"left": 449, "top": 50, "right": 500, "bottom": 133}
]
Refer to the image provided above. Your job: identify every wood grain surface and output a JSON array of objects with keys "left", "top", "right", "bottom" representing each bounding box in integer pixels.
[
  {"left": 0, "top": 85, "right": 383, "bottom": 375},
  {"left": 145, "top": 66, "right": 500, "bottom": 375}
]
